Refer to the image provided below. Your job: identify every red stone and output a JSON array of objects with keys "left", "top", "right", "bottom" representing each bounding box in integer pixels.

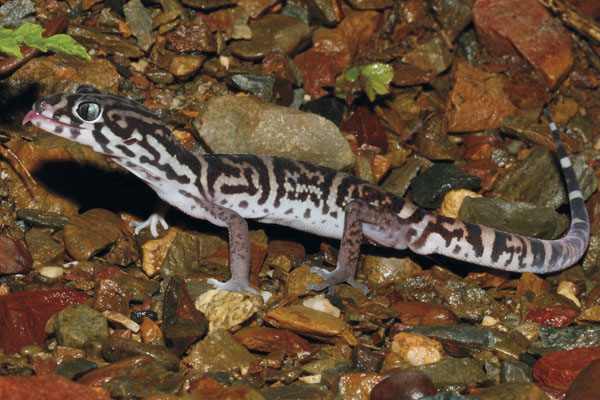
[
  {"left": 0, "top": 289, "right": 89, "bottom": 354},
  {"left": 0, "top": 236, "right": 32, "bottom": 275},
  {"left": 533, "top": 347, "right": 600, "bottom": 390},
  {"left": 0, "top": 375, "right": 111, "bottom": 399},
  {"left": 526, "top": 305, "right": 580, "bottom": 327},
  {"left": 233, "top": 326, "right": 317, "bottom": 356},
  {"left": 390, "top": 301, "right": 457, "bottom": 326},
  {"left": 565, "top": 358, "right": 600, "bottom": 399},
  {"left": 340, "top": 106, "right": 388, "bottom": 152},
  {"left": 473, "top": 0, "right": 573, "bottom": 88},
  {"left": 293, "top": 49, "right": 335, "bottom": 100}
]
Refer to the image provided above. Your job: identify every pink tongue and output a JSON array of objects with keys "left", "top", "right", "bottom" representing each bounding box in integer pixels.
[{"left": 22, "top": 110, "right": 40, "bottom": 125}]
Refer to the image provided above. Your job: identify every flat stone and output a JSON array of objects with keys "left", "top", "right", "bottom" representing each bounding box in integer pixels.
[
  {"left": 180, "top": 328, "right": 257, "bottom": 375},
  {"left": 0, "top": 375, "right": 111, "bottom": 400},
  {"left": 264, "top": 305, "right": 357, "bottom": 346},
  {"left": 63, "top": 208, "right": 122, "bottom": 260},
  {"left": 193, "top": 94, "right": 355, "bottom": 170},
  {"left": 473, "top": 0, "right": 573, "bottom": 88},
  {"left": 54, "top": 304, "right": 109, "bottom": 348},
  {"left": 446, "top": 62, "right": 517, "bottom": 132},
  {"left": 194, "top": 290, "right": 262, "bottom": 332},
  {"left": 229, "top": 14, "right": 311, "bottom": 60},
  {"left": 123, "top": 0, "right": 154, "bottom": 51},
  {"left": 493, "top": 148, "right": 596, "bottom": 209}
]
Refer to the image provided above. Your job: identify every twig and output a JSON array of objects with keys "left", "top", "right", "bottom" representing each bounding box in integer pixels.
[{"left": 538, "top": 0, "right": 600, "bottom": 45}]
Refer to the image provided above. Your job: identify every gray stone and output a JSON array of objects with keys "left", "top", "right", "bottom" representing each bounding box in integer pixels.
[
  {"left": 193, "top": 95, "right": 355, "bottom": 170},
  {"left": 123, "top": 0, "right": 154, "bottom": 51},
  {"left": 501, "top": 361, "right": 532, "bottom": 383},
  {"left": 229, "top": 14, "right": 311, "bottom": 60},
  {"left": 493, "top": 148, "right": 596, "bottom": 209},
  {"left": 458, "top": 197, "right": 569, "bottom": 240}
]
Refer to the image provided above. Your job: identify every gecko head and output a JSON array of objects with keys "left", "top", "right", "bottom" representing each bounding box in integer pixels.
[{"left": 23, "top": 85, "right": 170, "bottom": 160}]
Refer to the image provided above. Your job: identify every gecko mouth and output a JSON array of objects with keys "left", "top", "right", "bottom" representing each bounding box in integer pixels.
[{"left": 23, "top": 109, "right": 81, "bottom": 131}]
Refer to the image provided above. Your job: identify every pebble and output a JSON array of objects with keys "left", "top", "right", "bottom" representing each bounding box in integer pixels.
[
  {"left": 265, "top": 305, "right": 357, "bottom": 346},
  {"left": 473, "top": 0, "right": 573, "bottom": 88},
  {"left": 458, "top": 196, "right": 569, "bottom": 240},
  {"left": 193, "top": 94, "right": 355, "bottom": 171},
  {"left": 493, "top": 148, "right": 596, "bottom": 209},
  {"left": 38, "top": 266, "right": 64, "bottom": 279},
  {"left": 446, "top": 62, "right": 516, "bottom": 132},
  {"left": 63, "top": 208, "right": 122, "bottom": 261},
  {"left": 389, "top": 332, "right": 444, "bottom": 366},
  {"left": 362, "top": 254, "right": 422, "bottom": 288},
  {"left": 370, "top": 371, "right": 436, "bottom": 400},
  {"left": 470, "top": 382, "right": 550, "bottom": 399},
  {"left": 123, "top": 0, "right": 154, "bottom": 51},
  {"left": 302, "top": 295, "right": 341, "bottom": 318},
  {"left": 139, "top": 317, "right": 165, "bottom": 346},
  {"left": 565, "top": 358, "right": 600, "bottom": 399},
  {"left": 54, "top": 304, "right": 109, "bottom": 349},
  {"left": 162, "top": 276, "right": 208, "bottom": 355},
  {"left": 410, "top": 162, "right": 481, "bottom": 209},
  {"left": 98, "top": 336, "right": 180, "bottom": 371},
  {"left": 334, "top": 373, "right": 386, "bottom": 400},
  {"left": 92, "top": 279, "right": 132, "bottom": 315},
  {"left": 103, "top": 310, "right": 140, "bottom": 333},
  {"left": 25, "top": 227, "right": 65, "bottom": 265},
  {"left": 194, "top": 289, "right": 262, "bottom": 332},
  {"left": 0, "top": 375, "right": 111, "bottom": 400},
  {"left": 181, "top": 328, "right": 257, "bottom": 375},
  {"left": 0, "top": 235, "right": 32, "bottom": 274},
  {"left": 229, "top": 14, "right": 311, "bottom": 60},
  {"left": 78, "top": 355, "right": 154, "bottom": 386},
  {"left": 233, "top": 326, "right": 317, "bottom": 357},
  {"left": 390, "top": 301, "right": 458, "bottom": 326}
]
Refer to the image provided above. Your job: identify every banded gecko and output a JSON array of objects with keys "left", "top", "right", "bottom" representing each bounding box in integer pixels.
[{"left": 23, "top": 86, "right": 590, "bottom": 295}]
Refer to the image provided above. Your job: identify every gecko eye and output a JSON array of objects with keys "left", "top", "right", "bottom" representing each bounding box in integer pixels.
[{"left": 76, "top": 102, "right": 101, "bottom": 121}]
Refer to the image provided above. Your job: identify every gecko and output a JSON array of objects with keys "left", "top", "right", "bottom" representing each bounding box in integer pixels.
[{"left": 23, "top": 85, "right": 590, "bottom": 295}]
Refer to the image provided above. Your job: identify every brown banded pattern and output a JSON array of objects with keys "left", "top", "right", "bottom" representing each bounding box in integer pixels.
[{"left": 23, "top": 86, "right": 591, "bottom": 294}]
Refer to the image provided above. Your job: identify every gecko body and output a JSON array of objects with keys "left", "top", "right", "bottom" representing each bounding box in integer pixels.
[{"left": 23, "top": 86, "right": 590, "bottom": 294}]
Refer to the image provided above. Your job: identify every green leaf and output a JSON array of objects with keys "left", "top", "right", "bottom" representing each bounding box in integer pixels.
[
  {"left": 359, "top": 63, "right": 393, "bottom": 101},
  {"left": 0, "top": 37, "right": 23, "bottom": 58},
  {"left": 344, "top": 66, "right": 359, "bottom": 82},
  {"left": 0, "top": 23, "right": 91, "bottom": 60}
]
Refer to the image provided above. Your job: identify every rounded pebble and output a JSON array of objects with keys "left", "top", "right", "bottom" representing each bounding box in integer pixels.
[{"left": 370, "top": 371, "right": 436, "bottom": 400}]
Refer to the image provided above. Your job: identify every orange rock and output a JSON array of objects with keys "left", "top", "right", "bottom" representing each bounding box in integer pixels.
[
  {"left": 473, "top": 0, "right": 573, "bottom": 89},
  {"left": 313, "top": 11, "right": 382, "bottom": 73},
  {"left": 516, "top": 272, "right": 550, "bottom": 299},
  {"left": 0, "top": 375, "right": 111, "bottom": 400},
  {"left": 335, "top": 373, "right": 386, "bottom": 400},
  {"left": 447, "top": 62, "right": 517, "bottom": 132},
  {"left": 533, "top": 347, "right": 600, "bottom": 390},
  {"left": 233, "top": 326, "right": 317, "bottom": 356},
  {"left": 390, "top": 301, "right": 457, "bottom": 326}
]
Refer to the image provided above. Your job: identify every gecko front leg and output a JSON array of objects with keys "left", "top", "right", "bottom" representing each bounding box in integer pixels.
[{"left": 204, "top": 203, "right": 257, "bottom": 294}]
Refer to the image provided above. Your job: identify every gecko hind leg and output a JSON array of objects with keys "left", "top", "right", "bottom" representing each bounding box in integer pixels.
[{"left": 307, "top": 200, "right": 408, "bottom": 295}]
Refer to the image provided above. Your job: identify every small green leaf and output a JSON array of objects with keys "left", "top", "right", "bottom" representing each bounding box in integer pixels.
[
  {"left": 345, "top": 66, "right": 359, "bottom": 82},
  {"left": 359, "top": 63, "right": 393, "bottom": 101},
  {"left": 0, "top": 22, "right": 91, "bottom": 60},
  {"left": 0, "top": 37, "right": 23, "bottom": 58}
]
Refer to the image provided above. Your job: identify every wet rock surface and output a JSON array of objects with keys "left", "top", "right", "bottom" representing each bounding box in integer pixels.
[{"left": 2, "top": 0, "right": 600, "bottom": 398}]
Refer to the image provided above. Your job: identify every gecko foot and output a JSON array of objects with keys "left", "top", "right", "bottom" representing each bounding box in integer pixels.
[
  {"left": 307, "top": 267, "right": 368, "bottom": 295},
  {"left": 130, "top": 212, "right": 169, "bottom": 237},
  {"left": 207, "top": 277, "right": 259, "bottom": 295}
]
